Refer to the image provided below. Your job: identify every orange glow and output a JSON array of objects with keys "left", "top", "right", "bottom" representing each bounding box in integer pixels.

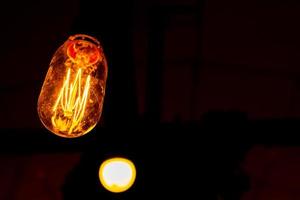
[
  {"left": 38, "top": 34, "right": 108, "bottom": 138},
  {"left": 99, "top": 158, "right": 136, "bottom": 193}
]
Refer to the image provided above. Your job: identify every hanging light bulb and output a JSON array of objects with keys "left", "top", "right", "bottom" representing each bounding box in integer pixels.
[{"left": 37, "top": 34, "right": 108, "bottom": 138}]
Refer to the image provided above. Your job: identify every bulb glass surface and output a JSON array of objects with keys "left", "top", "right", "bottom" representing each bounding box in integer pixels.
[{"left": 37, "top": 34, "right": 108, "bottom": 138}]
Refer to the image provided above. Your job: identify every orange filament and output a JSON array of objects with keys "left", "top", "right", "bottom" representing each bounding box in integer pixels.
[{"left": 51, "top": 68, "right": 91, "bottom": 134}]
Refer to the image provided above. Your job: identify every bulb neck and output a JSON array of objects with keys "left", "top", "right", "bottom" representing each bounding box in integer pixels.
[{"left": 69, "top": 34, "right": 100, "bottom": 48}]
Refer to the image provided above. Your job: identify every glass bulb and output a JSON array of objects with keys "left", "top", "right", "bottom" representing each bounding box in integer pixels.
[{"left": 37, "top": 34, "right": 108, "bottom": 138}]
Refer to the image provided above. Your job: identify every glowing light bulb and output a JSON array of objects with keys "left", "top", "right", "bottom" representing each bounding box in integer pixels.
[
  {"left": 99, "top": 157, "right": 137, "bottom": 193},
  {"left": 37, "top": 34, "right": 108, "bottom": 138}
]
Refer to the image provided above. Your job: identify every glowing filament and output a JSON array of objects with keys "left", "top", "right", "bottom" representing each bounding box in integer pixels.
[{"left": 51, "top": 68, "right": 91, "bottom": 134}]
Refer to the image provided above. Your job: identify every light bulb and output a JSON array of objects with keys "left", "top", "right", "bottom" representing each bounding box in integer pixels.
[
  {"left": 99, "top": 157, "right": 137, "bottom": 193},
  {"left": 37, "top": 34, "right": 108, "bottom": 138}
]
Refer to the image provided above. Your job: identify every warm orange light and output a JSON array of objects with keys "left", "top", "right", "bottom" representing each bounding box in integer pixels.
[
  {"left": 99, "top": 158, "right": 137, "bottom": 193},
  {"left": 38, "top": 34, "right": 108, "bottom": 138}
]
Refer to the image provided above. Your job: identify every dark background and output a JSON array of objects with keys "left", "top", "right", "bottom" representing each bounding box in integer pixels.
[{"left": 0, "top": 0, "right": 300, "bottom": 199}]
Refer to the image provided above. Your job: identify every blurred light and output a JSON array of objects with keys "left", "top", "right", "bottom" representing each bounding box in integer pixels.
[
  {"left": 99, "top": 157, "right": 136, "bottom": 193},
  {"left": 37, "top": 34, "right": 108, "bottom": 138}
]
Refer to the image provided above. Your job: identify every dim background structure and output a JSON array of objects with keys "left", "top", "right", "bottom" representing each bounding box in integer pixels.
[{"left": 0, "top": 0, "right": 300, "bottom": 200}]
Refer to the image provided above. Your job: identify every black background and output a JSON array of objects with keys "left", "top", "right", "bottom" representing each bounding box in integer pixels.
[{"left": 1, "top": 0, "right": 300, "bottom": 199}]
